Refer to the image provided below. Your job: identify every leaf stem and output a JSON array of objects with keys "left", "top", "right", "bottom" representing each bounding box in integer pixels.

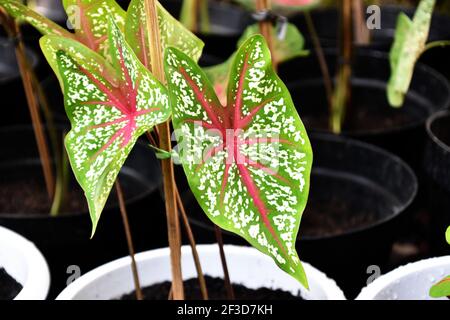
[
  {"left": 115, "top": 180, "right": 143, "bottom": 301},
  {"left": 304, "top": 11, "right": 333, "bottom": 115},
  {"left": 175, "top": 186, "right": 209, "bottom": 300},
  {"left": 145, "top": 0, "right": 184, "bottom": 300},
  {"left": 423, "top": 40, "right": 450, "bottom": 52},
  {"left": 0, "top": 11, "right": 55, "bottom": 198},
  {"left": 214, "top": 225, "right": 235, "bottom": 300},
  {"left": 256, "top": 0, "right": 276, "bottom": 70}
]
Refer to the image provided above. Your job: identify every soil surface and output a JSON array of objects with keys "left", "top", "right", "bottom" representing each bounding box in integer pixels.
[
  {"left": 0, "top": 178, "right": 88, "bottom": 215},
  {"left": 301, "top": 196, "right": 378, "bottom": 238},
  {"left": 0, "top": 268, "right": 22, "bottom": 300},
  {"left": 119, "top": 276, "right": 304, "bottom": 300}
]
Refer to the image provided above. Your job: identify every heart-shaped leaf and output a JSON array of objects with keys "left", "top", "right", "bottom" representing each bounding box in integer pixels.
[
  {"left": 430, "top": 276, "right": 450, "bottom": 298},
  {"left": 205, "top": 23, "right": 308, "bottom": 105},
  {"left": 125, "top": 0, "right": 204, "bottom": 69},
  {"left": 387, "top": 0, "right": 435, "bottom": 107},
  {"left": 165, "top": 35, "right": 312, "bottom": 287},
  {"left": 46, "top": 19, "right": 170, "bottom": 234}
]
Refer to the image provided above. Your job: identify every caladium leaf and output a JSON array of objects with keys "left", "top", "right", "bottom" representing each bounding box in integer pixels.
[
  {"left": 0, "top": 0, "right": 72, "bottom": 36},
  {"left": 387, "top": 0, "right": 435, "bottom": 107},
  {"left": 430, "top": 276, "right": 450, "bottom": 298},
  {"left": 51, "top": 19, "right": 170, "bottom": 234},
  {"left": 165, "top": 35, "right": 312, "bottom": 287},
  {"left": 125, "top": 0, "right": 204, "bottom": 69},
  {"left": 205, "top": 23, "right": 308, "bottom": 105},
  {"left": 62, "top": 0, "right": 127, "bottom": 57},
  {"left": 446, "top": 226, "right": 450, "bottom": 245}
]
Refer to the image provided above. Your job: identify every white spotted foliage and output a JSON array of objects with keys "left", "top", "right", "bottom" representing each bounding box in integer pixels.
[
  {"left": 48, "top": 19, "right": 170, "bottom": 234},
  {"left": 125, "top": 0, "right": 204, "bottom": 69},
  {"left": 164, "top": 35, "right": 312, "bottom": 287}
]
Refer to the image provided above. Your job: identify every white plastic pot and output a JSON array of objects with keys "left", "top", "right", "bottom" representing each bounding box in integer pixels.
[
  {"left": 0, "top": 226, "right": 50, "bottom": 300},
  {"left": 57, "top": 244, "right": 345, "bottom": 300},
  {"left": 357, "top": 256, "right": 450, "bottom": 300}
]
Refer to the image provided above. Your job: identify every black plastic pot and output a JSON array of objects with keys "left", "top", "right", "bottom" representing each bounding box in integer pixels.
[
  {"left": 0, "top": 126, "right": 165, "bottom": 298},
  {"left": 0, "top": 38, "right": 39, "bottom": 126},
  {"left": 278, "top": 49, "right": 450, "bottom": 173},
  {"left": 290, "top": 6, "right": 450, "bottom": 78},
  {"left": 424, "top": 110, "right": 450, "bottom": 254},
  {"left": 162, "top": 0, "right": 253, "bottom": 61},
  {"left": 182, "top": 134, "right": 418, "bottom": 298}
]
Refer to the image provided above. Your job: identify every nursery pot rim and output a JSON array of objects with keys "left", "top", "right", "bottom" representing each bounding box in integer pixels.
[
  {"left": 426, "top": 110, "right": 450, "bottom": 153},
  {"left": 56, "top": 244, "right": 346, "bottom": 300},
  {"left": 0, "top": 225, "right": 50, "bottom": 300},
  {"left": 302, "top": 133, "right": 418, "bottom": 241},
  {"left": 0, "top": 124, "right": 161, "bottom": 220},
  {"left": 285, "top": 49, "right": 450, "bottom": 137},
  {"left": 356, "top": 256, "right": 450, "bottom": 300}
]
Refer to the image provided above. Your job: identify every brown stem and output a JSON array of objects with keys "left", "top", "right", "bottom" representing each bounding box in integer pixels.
[
  {"left": 0, "top": 12, "right": 55, "bottom": 198},
  {"left": 352, "top": 0, "right": 370, "bottom": 45},
  {"left": 214, "top": 226, "right": 235, "bottom": 300},
  {"left": 175, "top": 186, "right": 209, "bottom": 300},
  {"left": 304, "top": 11, "right": 334, "bottom": 115},
  {"left": 256, "top": 0, "right": 276, "bottom": 70},
  {"left": 115, "top": 180, "right": 143, "bottom": 301},
  {"left": 145, "top": 0, "right": 184, "bottom": 300}
]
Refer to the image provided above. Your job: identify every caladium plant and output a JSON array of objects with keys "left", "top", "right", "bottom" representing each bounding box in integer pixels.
[
  {"left": 429, "top": 226, "right": 450, "bottom": 298},
  {"left": 0, "top": 0, "right": 204, "bottom": 78},
  {"left": 386, "top": 0, "right": 450, "bottom": 107},
  {"left": 205, "top": 23, "right": 308, "bottom": 105},
  {"left": 42, "top": 18, "right": 171, "bottom": 233},
  {"left": 165, "top": 35, "right": 312, "bottom": 286}
]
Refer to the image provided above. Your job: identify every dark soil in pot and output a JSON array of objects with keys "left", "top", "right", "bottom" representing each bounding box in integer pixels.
[
  {"left": 0, "top": 268, "right": 22, "bottom": 300},
  {"left": 182, "top": 134, "right": 417, "bottom": 298},
  {"left": 424, "top": 110, "right": 450, "bottom": 254},
  {"left": 0, "top": 38, "right": 39, "bottom": 125},
  {"left": 289, "top": 5, "right": 450, "bottom": 77},
  {"left": 119, "top": 276, "right": 303, "bottom": 300},
  {"left": 278, "top": 49, "right": 450, "bottom": 173},
  {"left": 0, "top": 126, "right": 165, "bottom": 299}
]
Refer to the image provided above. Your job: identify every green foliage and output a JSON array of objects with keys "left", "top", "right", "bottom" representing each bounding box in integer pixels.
[
  {"left": 430, "top": 276, "right": 450, "bottom": 298},
  {"left": 205, "top": 23, "right": 308, "bottom": 104},
  {"left": 387, "top": 0, "right": 436, "bottom": 107},
  {"left": 165, "top": 35, "right": 312, "bottom": 287},
  {"left": 42, "top": 19, "right": 171, "bottom": 234},
  {"left": 233, "top": 0, "right": 321, "bottom": 13}
]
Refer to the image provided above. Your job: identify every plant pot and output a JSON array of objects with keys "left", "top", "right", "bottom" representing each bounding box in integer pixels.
[
  {"left": 56, "top": 244, "right": 345, "bottom": 300},
  {"left": 0, "top": 37, "right": 39, "bottom": 125},
  {"left": 424, "top": 110, "right": 450, "bottom": 254},
  {"left": 0, "top": 125, "right": 165, "bottom": 298},
  {"left": 162, "top": 0, "right": 253, "bottom": 61},
  {"left": 356, "top": 256, "right": 450, "bottom": 300},
  {"left": 0, "top": 225, "right": 50, "bottom": 300},
  {"left": 290, "top": 5, "right": 450, "bottom": 77},
  {"left": 278, "top": 49, "right": 450, "bottom": 172},
  {"left": 182, "top": 134, "right": 418, "bottom": 298}
]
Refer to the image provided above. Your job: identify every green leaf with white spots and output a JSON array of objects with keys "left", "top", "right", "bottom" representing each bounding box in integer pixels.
[
  {"left": 446, "top": 226, "right": 450, "bottom": 245},
  {"left": 53, "top": 19, "right": 170, "bottom": 234},
  {"left": 387, "top": 0, "right": 435, "bottom": 107},
  {"left": 0, "top": 0, "right": 72, "bottom": 37},
  {"left": 125, "top": 0, "right": 204, "bottom": 70},
  {"left": 205, "top": 23, "right": 308, "bottom": 105},
  {"left": 62, "top": 0, "right": 127, "bottom": 57},
  {"left": 165, "top": 35, "right": 312, "bottom": 287},
  {"left": 430, "top": 276, "right": 450, "bottom": 298}
]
